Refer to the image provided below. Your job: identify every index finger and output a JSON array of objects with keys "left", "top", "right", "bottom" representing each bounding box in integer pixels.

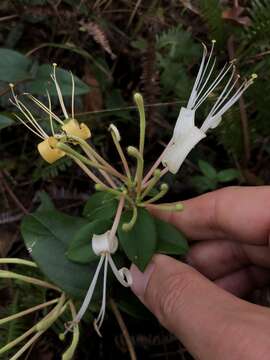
[{"left": 148, "top": 186, "right": 270, "bottom": 245}]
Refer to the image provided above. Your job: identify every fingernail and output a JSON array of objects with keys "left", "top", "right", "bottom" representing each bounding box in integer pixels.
[{"left": 130, "top": 262, "right": 155, "bottom": 298}]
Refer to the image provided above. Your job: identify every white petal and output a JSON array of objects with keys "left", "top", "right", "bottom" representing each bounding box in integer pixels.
[
  {"left": 162, "top": 126, "right": 206, "bottom": 174},
  {"left": 173, "top": 107, "right": 195, "bottom": 139},
  {"left": 92, "top": 231, "right": 118, "bottom": 255},
  {"left": 209, "top": 115, "right": 222, "bottom": 129}
]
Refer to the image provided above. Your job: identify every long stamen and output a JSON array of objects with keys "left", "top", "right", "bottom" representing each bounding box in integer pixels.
[
  {"left": 194, "top": 62, "right": 234, "bottom": 110},
  {"left": 46, "top": 90, "right": 55, "bottom": 136},
  {"left": 201, "top": 75, "right": 256, "bottom": 133},
  {"left": 207, "top": 67, "right": 237, "bottom": 117},
  {"left": 73, "top": 255, "right": 105, "bottom": 323},
  {"left": 196, "top": 40, "right": 216, "bottom": 91},
  {"left": 187, "top": 43, "right": 208, "bottom": 109},
  {"left": 13, "top": 114, "right": 45, "bottom": 139},
  {"left": 9, "top": 85, "right": 47, "bottom": 138},
  {"left": 70, "top": 71, "right": 75, "bottom": 119},
  {"left": 93, "top": 254, "right": 108, "bottom": 337},
  {"left": 51, "top": 63, "right": 69, "bottom": 119},
  {"left": 24, "top": 93, "right": 64, "bottom": 125}
]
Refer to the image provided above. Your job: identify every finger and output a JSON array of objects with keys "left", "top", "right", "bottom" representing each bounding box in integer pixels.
[
  {"left": 215, "top": 266, "right": 270, "bottom": 297},
  {"left": 188, "top": 240, "right": 270, "bottom": 280},
  {"left": 148, "top": 186, "right": 270, "bottom": 245},
  {"left": 130, "top": 255, "right": 270, "bottom": 360}
]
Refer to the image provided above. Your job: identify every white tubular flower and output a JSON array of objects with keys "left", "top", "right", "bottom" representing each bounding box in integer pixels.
[
  {"left": 73, "top": 231, "right": 132, "bottom": 337},
  {"left": 161, "top": 41, "right": 256, "bottom": 174}
]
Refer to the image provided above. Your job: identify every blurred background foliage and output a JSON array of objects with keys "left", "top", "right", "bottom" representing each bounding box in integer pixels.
[{"left": 0, "top": 0, "right": 270, "bottom": 359}]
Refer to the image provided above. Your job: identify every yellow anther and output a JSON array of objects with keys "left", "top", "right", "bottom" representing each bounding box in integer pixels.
[
  {"left": 53, "top": 63, "right": 57, "bottom": 67},
  {"left": 251, "top": 73, "right": 258, "bottom": 79},
  {"left": 212, "top": 39, "right": 216, "bottom": 43},
  {"left": 9, "top": 83, "right": 14, "bottom": 88},
  {"left": 37, "top": 137, "right": 65, "bottom": 164},
  {"left": 62, "top": 118, "right": 91, "bottom": 140}
]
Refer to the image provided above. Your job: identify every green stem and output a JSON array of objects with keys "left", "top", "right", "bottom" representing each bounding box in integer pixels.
[
  {"left": 0, "top": 298, "right": 59, "bottom": 325},
  {"left": 139, "top": 169, "right": 161, "bottom": 201},
  {"left": 67, "top": 135, "right": 126, "bottom": 181},
  {"left": 127, "top": 146, "right": 144, "bottom": 195},
  {"left": 95, "top": 184, "right": 126, "bottom": 198},
  {"left": 134, "top": 93, "right": 146, "bottom": 156},
  {"left": 109, "top": 126, "right": 132, "bottom": 186},
  {"left": 0, "top": 258, "right": 37, "bottom": 267},
  {"left": 139, "top": 183, "right": 169, "bottom": 205},
  {"left": 0, "top": 270, "right": 60, "bottom": 291},
  {"left": 62, "top": 302, "right": 80, "bottom": 360},
  {"left": 122, "top": 205, "right": 138, "bottom": 232}
]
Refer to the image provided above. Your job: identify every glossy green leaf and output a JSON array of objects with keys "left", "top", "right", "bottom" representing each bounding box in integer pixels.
[
  {"left": 198, "top": 160, "right": 217, "bottom": 179},
  {"left": 21, "top": 210, "right": 101, "bottom": 299},
  {"left": 67, "top": 219, "right": 112, "bottom": 264},
  {"left": 217, "top": 168, "right": 240, "bottom": 182},
  {"left": 83, "top": 192, "right": 118, "bottom": 221},
  {"left": 26, "top": 64, "right": 90, "bottom": 96},
  {"left": 0, "top": 114, "right": 14, "bottom": 129},
  {"left": 118, "top": 208, "right": 157, "bottom": 271},
  {"left": 155, "top": 219, "right": 189, "bottom": 255},
  {"left": 0, "top": 49, "right": 32, "bottom": 82}
]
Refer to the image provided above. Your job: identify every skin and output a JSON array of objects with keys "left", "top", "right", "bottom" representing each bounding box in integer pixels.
[{"left": 130, "top": 186, "right": 270, "bottom": 360}]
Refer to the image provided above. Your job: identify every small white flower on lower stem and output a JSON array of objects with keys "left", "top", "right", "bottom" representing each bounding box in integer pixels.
[
  {"left": 161, "top": 41, "right": 257, "bottom": 174},
  {"left": 73, "top": 231, "right": 132, "bottom": 337}
]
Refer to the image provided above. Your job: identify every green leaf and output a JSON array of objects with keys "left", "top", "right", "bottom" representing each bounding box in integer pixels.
[
  {"left": 155, "top": 219, "right": 188, "bottom": 255},
  {"left": 191, "top": 175, "right": 218, "bottom": 193},
  {"left": 217, "top": 169, "right": 240, "bottom": 183},
  {"left": 198, "top": 160, "right": 217, "bottom": 179},
  {"left": 0, "top": 114, "right": 14, "bottom": 129},
  {"left": 67, "top": 219, "right": 112, "bottom": 264},
  {"left": 118, "top": 208, "right": 157, "bottom": 271},
  {"left": 83, "top": 192, "right": 118, "bottom": 221},
  {"left": 0, "top": 49, "right": 32, "bottom": 82},
  {"left": 26, "top": 64, "right": 90, "bottom": 96},
  {"left": 21, "top": 209, "right": 101, "bottom": 299},
  {"left": 36, "top": 191, "right": 55, "bottom": 212}
]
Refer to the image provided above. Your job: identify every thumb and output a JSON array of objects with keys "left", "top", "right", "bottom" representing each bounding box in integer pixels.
[{"left": 130, "top": 254, "right": 270, "bottom": 360}]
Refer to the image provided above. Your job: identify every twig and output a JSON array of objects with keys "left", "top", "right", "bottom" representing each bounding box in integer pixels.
[
  {"left": 0, "top": 172, "right": 28, "bottom": 214},
  {"left": 109, "top": 298, "right": 137, "bottom": 360}
]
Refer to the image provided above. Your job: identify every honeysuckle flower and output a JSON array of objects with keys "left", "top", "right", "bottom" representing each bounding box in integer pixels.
[
  {"left": 160, "top": 41, "right": 257, "bottom": 174},
  {"left": 72, "top": 231, "right": 132, "bottom": 336},
  {"left": 70, "top": 196, "right": 132, "bottom": 336},
  {"left": 9, "top": 64, "right": 91, "bottom": 164}
]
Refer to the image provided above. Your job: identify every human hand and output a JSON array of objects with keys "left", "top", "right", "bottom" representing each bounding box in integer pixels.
[{"left": 130, "top": 186, "right": 270, "bottom": 360}]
